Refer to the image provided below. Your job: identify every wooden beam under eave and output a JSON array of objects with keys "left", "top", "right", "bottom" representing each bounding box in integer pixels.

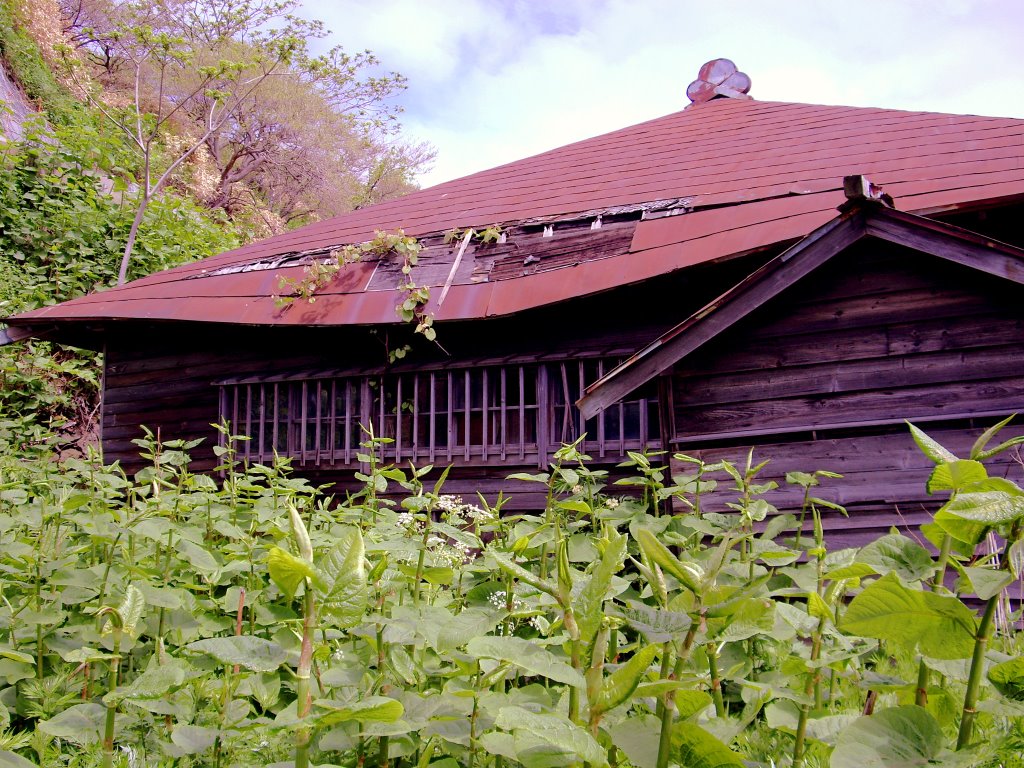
[
  {"left": 576, "top": 207, "right": 868, "bottom": 420},
  {"left": 0, "top": 325, "right": 48, "bottom": 346},
  {"left": 864, "top": 208, "right": 1024, "bottom": 286}
]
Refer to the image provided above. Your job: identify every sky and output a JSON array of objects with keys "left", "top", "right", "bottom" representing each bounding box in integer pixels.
[{"left": 301, "top": 0, "right": 1024, "bottom": 188}]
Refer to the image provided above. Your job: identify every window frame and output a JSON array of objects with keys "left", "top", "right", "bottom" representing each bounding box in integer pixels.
[{"left": 217, "top": 358, "right": 661, "bottom": 467}]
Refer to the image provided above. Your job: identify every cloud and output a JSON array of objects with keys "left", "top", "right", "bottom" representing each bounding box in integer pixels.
[{"left": 301, "top": 0, "right": 1024, "bottom": 187}]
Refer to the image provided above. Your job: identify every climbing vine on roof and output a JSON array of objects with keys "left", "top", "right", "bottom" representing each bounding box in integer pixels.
[{"left": 275, "top": 229, "right": 436, "bottom": 342}]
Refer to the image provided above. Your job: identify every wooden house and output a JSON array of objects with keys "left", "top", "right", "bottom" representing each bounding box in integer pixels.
[{"left": 5, "top": 60, "right": 1024, "bottom": 545}]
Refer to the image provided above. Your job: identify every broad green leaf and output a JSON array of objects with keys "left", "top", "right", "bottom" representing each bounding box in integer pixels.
[
  {"left": 609, "top": 601, "right": 692, "bottom": 644},
  {"left": 716, "top": 597, "right": 776, "bottom": 642},
  {"left": 945, "top": 488, "right": 1024, "bottom": 525},
  {"left": 467, "top": 636, "right": 585, "bottom": 688},
  {"left": 397, "top": 563, "right": 454, "bottom": 586},
  {"left": 559, "top": 499, "right": 590, "bottom": 514},
  {"left": 432, "top": 608, "right": 504, "bottom": 653},
  {"left": 118, "top": 584, "right": 145, "bottom": 634},
  {"left": 671, "top": 722, "right": 744, "bottom": 767},
  {"left": 933, "top": 506, "right": 989, "bottom": 547},
  {"left": 786, "top": 471, "right": 817, "bottom": 488},
  {"left": 136, "top": 583, "right": 184, "bottom": 610},
  {"left": 177, "top": 539, "right": 219, "bottom": 574},
  {"left": 106, "top": 660, "right": 188, "bottom": 704},
  {"left": 38, "top": 703, "right": 105, "bottom": 746},
  {"left": 593, "top": 644, "right": 659, "bottom": 716},
  {"left": 576, "top": 532, "right": 627, "bottom": 650},
  {"left": 958, "top": 566, "right": 1014, "bottom": 600},
  {"left": 0, "top": 751, "right": 37, "bottom": 768},
  {"left": 907, "top": 422, "right": 958, "bottom": 464},
  {"left": 315, "top": 696, "right": 403, "bottom": 726},
  {"left": 267, "top": 546, "right": 316, "bottom": 600},
  {"left": 927, "top": 460, "right": 987, "bottom": 493},
  {"left": 840, "top": 573, "right": 975, "bottom": 659},
  {"left": 608, "top": 714, "right": 660, "bottom": 768},
  {"left": 479, "top": 731, "right": 519, "bottom": 761},
  {"left": 830, "top": 706, "right": 950, "bottom": 768},
  {"left": 856, "top": 533, "right": 935, "bottom": 582},
  {"left": 750, "top": 537, "right": 801, "bottom": 566},
  {"left": 0, "top": 649, "right": 34, "bottom": 665},
  {"left": 988, "top": 657, "right": 1024, "bottom": 701},
  {"left": 495, "top": 706, "right": 607, "bottom": 767},
  {"left": 506, "top": 472, "right": 550, "bottom": 484},
  {"left": 316, "top": 526, "right": 368, "bottom": 627},
  {"left": 704, "top": 574, "right": 771, "bottom": 618},
  {"left": 634, "top": 528, "right": 702, "bottom": 593},
  {"left": 675, "top": 690, "right": 714, "bottom": 719},
  {"left": 824, "top": 562, "right": 878, "bottom": 580},
  {"left": 807, "top": 591, "right": 832, "bottom": 620},
  {"left": 186, "top": 636, "right": 287, "bottom": 672},
  {"left": 171, "top": 724, "right": 219, "bottom": 754}
]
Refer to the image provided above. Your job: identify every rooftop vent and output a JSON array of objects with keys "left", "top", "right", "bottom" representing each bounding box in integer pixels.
[{"left": 686, "top": 58, "right": 752, "bottom": 105}]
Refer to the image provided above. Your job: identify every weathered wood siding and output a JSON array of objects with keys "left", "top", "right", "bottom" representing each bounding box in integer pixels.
[
  {"left": 99, "top": 270, "right": 747, "bottom": 504},
  {"left": 669, "top": 239, "right": 1024, "bottom": 546}
]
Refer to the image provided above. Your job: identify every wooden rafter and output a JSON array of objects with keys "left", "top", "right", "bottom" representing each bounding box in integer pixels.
[{"left": 576, "top": 202, "right": 1024, "bottom": 420}]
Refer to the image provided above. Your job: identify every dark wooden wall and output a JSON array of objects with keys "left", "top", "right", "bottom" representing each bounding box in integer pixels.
[
  {"left": 99, "top": 264, "right": 750, "bottom": 508},
  {"left": 669, "top": 239, "right": 1024, "bottom": 549}
]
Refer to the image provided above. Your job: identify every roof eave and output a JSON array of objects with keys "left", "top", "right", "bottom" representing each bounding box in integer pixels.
[{"left": 576, "top": 202, "right": 1024, "bottom": 419}]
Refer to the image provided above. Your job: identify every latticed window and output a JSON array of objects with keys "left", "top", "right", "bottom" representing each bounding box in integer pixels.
[{"left": 218, "top": 359, "right": 659, "bottom": 467}]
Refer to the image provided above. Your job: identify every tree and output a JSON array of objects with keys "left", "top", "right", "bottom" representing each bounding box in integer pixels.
[
  {"left": 200, "top": 71, "right": 433, "bottom": 226},
  {"left": 59, "top": 0, "right": 425, "bottom": 280}
]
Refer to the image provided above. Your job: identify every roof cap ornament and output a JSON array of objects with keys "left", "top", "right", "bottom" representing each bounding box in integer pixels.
[{"left": 686, "top": 58, "right": 752, "bottom": 105}]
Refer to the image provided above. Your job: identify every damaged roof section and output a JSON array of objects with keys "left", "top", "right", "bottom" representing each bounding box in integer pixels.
[
  {"left": 6, "top": 97, "right": 1024, "bottom": 338},
  {"left": 199, "top": 197, "right": 694, "bottom": 292}
]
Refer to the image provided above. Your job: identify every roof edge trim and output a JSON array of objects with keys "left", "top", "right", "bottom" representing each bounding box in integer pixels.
[{"left": 576, "top": 202, "right": 1024, "bottom": 419}]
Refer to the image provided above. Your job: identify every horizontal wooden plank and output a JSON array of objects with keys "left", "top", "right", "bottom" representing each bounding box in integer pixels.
[
  {"left": 674, "top": 344, "right": 1024, "bottom": 408},
  {"left": 675, "top": 376, "right": 1024, "bottom": 439},
  {"left": 676, "top": 312, "right": 1024, "bottom": 379}
]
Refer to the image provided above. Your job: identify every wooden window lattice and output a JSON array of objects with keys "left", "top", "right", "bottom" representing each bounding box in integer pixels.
[{"left": 219, "top": 359, "right": 659, "bottom": 466}]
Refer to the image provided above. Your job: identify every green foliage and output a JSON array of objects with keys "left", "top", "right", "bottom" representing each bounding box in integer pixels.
[
  {"left": 0, "top": 117, "right": 238, "bottom": 445},
  {"left": 0, "top": 120, "right": 236, "bottom": 311},
  {"left": 277, "top": 229, "right": 438, "bottom": 344},
  {"left": 0, "top": 423, "right": 1018, "bottom": 766}
]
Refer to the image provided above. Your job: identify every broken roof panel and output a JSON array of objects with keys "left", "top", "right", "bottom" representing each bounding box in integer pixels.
[{"left": 6, "top": 98, "right": 1024, "bottom": 334}]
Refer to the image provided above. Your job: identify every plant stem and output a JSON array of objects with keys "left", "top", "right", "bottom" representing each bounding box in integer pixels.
[
  {"left": 295, "top": 584, "right": 316, "bottom": 768},
  {"left": 706, "top": 642, "right": 725, "bottom": 717},
  {"left": 793, "top": 615, "right": 827, "bottom": 768},
  {"left": 956, "top": 596, "right": 997, "bottom": 750},
  {"left": 101, "top": 630, "right": 122, "bottom": 768},
  {"left": 413, "top": 524, "right": 429, "bottom": 607},
  {"left": 915, "top": 658, "right": 929, "bottom": 708},
  {"left": 956, "top": 522, "right": 1018, "bottom": 750},
  {"left": 565, "top": 608, "right": 582, "bottom": 724},
  {"left": 656, "top": 625, "right": 698, "bottom": 768}
]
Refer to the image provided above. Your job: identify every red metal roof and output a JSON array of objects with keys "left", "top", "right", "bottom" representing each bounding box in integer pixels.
[{"left": 8, "top": 98, "right": 1024, "bottom": 330}]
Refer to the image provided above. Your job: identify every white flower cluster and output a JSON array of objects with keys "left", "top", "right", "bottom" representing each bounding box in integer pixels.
[
  {"left": 436, "top": 494, "right": 495, "bottom": 522},
  {"left": 428, "top": 535, "right": 475, "bottom": 566},
  {"left": 396, "top": 511, "right": 419, "bottom": 530},
  {"left": 487, "top": 590, "right": 525, "bottom": 611},
  {"left": 604, "top": 497, "right": 621, "bottom": 509},
  {"left": 488, "top": 591, "right": 546, "bottom": 634}
]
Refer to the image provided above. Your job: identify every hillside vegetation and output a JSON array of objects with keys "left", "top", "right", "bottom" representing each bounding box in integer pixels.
[{"left": 0, "top": 0, "right": 431, "bottom": 451}]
